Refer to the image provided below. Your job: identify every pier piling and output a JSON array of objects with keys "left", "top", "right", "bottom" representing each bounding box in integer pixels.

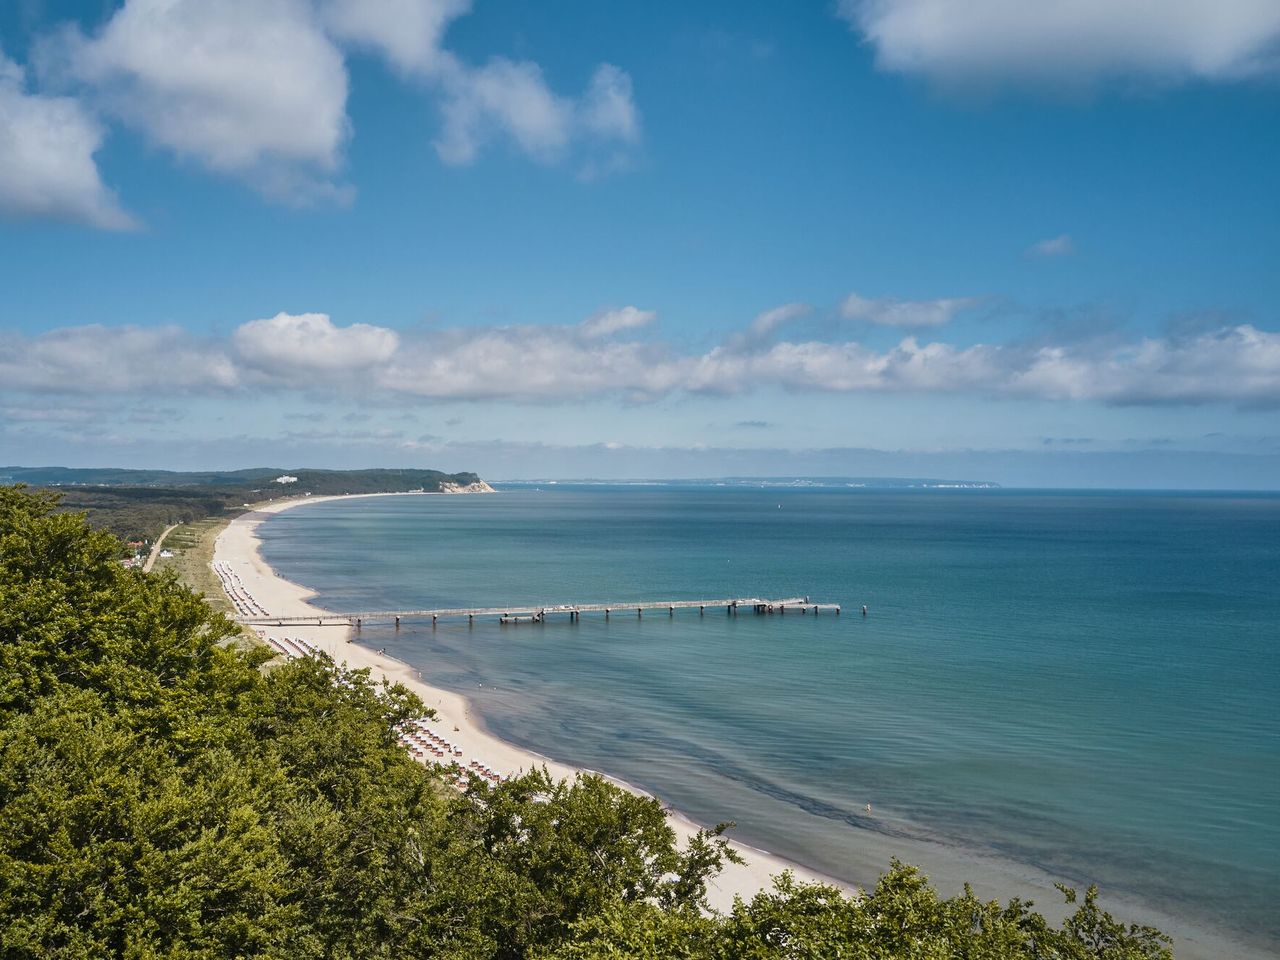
[{"left": 244, "top": 595, "right": 839, "bottom": 629}]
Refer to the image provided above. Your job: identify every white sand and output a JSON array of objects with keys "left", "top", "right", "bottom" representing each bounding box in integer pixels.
[{"left": 213, "top": 492, "right": 850, "bottom": 910}]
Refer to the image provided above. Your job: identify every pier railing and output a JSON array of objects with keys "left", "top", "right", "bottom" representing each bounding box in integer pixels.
[{"left": 239, "top": 596, "right": 841, "bottom": 627}]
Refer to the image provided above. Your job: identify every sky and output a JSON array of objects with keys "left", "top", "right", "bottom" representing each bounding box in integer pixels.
[{"left": 1, "top": 0, "right": 1278, "bottom": 487}]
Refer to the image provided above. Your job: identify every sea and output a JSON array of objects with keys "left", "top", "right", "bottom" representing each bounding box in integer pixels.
[{"left": 257, "top": 484, "right": 1280, "bottom": 958}]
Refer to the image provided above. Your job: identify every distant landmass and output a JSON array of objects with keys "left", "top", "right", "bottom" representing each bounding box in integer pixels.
[
  {"left": 496, "top": 476, "right": 1001, "bottom": 489},
  {"left": 0, "top": 465, "right": 485, "bottom": 492},
  {"left": 1, "top": 466, "right": 488, "bottom": 543}
]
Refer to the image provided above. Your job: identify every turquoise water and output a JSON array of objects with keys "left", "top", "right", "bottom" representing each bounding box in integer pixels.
[{"left": 258, "top": 487, "right": 1280, "bottom": 955}]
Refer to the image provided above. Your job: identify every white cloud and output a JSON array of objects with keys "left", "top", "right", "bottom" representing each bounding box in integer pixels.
[
  {"left": 0, "top": 325, "right": 236, "bottom": 393},
  {"left": 581, "top": 64, "right": 641, "bottom": 143},
  {"left": 46, "top": 0, "right": 351, "bottom": 203},
  {"left": 1009, "top": 324, "right": 1280, "bottom": 406},
  {"left": 0, "top": 53, "right": 134, "bottom": 230},
  {"left": 840, "top": 292, "right": 976, "bottom": 327},
  {"left": 380, "top": 324, "right": 683, "bottom": 400},
  {"left": 321, "top": 0, "right": 639, "bottom": 168},
  {"left": 748, "top": 302, "right": 810, "bottom": 338},
  {"left": 12, "top": 0, "right": 637, "bottom": 217},
  {"left": 838, "top": 0, "right": 1280, "bottom": 88},
  {"left": 320, "top": 0, "right": 468, "bottom": 76},
  {"left": 1027, "top": 233, "right": 1075, "bottom": 257},
  {"left": 724, "top": 302, "right": 811, "bottom": 352},
  {"left": 433, "top": 58, "right": 639, "bottom": 169},
  {"left": 435, "top": 56, "right": 573, "bottom": 164},
  {"left": 580, "top": 306, "right": 656, "bottom": 338},
  {"left": 687, "top": 337, "right": 997, "bottom": 395},
  {"left": 233, "top": 312, "right": 400, "bottom": 376}
]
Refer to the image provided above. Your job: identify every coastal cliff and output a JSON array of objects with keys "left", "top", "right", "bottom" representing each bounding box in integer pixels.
[{"left": 441, "top": 479, "right": 497, "bottom": 494}]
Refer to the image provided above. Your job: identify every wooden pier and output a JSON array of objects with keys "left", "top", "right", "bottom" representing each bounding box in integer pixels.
[{"left": 240, "top": 596, "right": 840, "bottom": 628}]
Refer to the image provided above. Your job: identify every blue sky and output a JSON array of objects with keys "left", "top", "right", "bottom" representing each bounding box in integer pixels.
[{"left": 1, "top": 1, "right": 1278, "bottom": 486}]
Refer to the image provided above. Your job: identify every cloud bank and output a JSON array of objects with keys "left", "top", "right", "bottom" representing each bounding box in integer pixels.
[{"left": 2, "top": 308, "right": 1277, "bottom": 408}]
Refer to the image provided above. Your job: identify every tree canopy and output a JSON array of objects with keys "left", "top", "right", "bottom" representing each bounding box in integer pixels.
[{"left": 0, "top": 484, "right": 1173, "bottom": 959}]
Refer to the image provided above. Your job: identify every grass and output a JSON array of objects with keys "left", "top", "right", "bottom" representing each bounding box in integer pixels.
[
  {"left": 151, "top": 509, "right": 277, "bottom": 651},
  {"left": 153, "top": 516, "right": 232, "bottom": 608}
]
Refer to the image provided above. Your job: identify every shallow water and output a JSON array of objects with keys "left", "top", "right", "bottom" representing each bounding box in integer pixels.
[{"left": 259, "top": 486, "right": 1280, "bottom": 955}]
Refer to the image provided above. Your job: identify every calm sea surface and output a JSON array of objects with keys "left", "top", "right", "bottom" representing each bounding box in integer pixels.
[{"left": 258, "top": 486, "right": 1280, "bottom": 955}]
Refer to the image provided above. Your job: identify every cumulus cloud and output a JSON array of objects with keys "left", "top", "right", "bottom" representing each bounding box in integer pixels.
[
  {"left": 840, "top": 292, "right": 976, "bottom": 327},
  {"left": 321, "top": 0, "right": 639, "bottom": 167},
  {"left": 1028, "top": 234, "right": 1075, "bottom": 257},
  {"left": 0, "top": 325, "right": 236, "bottom": 393},
  {"left": 320, "top": 0, "right": 467, "bottom": 76},
  {"left": 580, "top": 306, "right": 656, "bottom": 338},
  {"left": 837, "top": 0, "right": 1280, "bottom": 88},
  {"left": 11, "top": 0, "right": 638, "bottom": 219},
  {"left": 0, "top": 53, "right": 134, "bottom": 229},
  {"left": 233, "top": 312, "right": 400, "bottom": 377},
  {"left": 44, "top": 0, "right": 351, "bottom": 204},
  {"left": 1008, "top": 324, "right": 1280, "bottom": 406},
  {"left": 434, "top": 59, "right": 640, "bottom": 167},
  {"left": 381, "top": 324, "right": 682, "bottom": 400},
  {"left": 435, "top": 57, "right": 573, "bottom": 164}
]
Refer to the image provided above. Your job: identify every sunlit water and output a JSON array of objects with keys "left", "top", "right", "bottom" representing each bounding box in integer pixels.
[{"left": 259, "top": 486, "right": 1280, "bottom": 956}]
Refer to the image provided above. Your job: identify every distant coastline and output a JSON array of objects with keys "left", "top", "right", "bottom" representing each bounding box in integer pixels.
[{"left": 494, "top": 476, "right": 1001, "bottom": 489}]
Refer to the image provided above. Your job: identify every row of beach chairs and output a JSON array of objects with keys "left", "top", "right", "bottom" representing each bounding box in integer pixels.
[
  {"left": 263, "top": 635, "right": 319, "bottom": 659},
  {"left": 398, "top": 718, "right": 507, "bottom": 787},
  {"left": 212, "top": 561, "right": 268, "bottom": 617}
]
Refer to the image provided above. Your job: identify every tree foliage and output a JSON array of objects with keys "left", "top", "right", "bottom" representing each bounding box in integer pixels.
[{"left": 0, "top": 485, "right": 1174, "bottom": 959}]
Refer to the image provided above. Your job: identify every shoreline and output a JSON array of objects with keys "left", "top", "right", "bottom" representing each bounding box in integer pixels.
[
  {"left": 212, "top": 492, "right": 1271, "bottom": 957},
  {"left": 213, "top": 491, "right": 851, "bottom": 909}
]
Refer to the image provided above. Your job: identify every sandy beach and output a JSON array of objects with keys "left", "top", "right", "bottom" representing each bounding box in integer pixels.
[{"left": 213, "top": 492, "right": 850, "bottom": 910}]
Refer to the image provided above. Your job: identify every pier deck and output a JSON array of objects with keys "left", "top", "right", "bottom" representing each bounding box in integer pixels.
[{"left": 240, "top": 596, "right": 840, "bottom": 627}]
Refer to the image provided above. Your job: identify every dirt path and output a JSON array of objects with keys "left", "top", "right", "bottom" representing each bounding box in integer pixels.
[{"left": 142, "top": 523, "right": 179, "bottom": 573}]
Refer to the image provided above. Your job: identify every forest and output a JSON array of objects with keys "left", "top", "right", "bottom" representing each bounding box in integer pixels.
[
  {"left": 0, "top": 485, "right": 1173, "bottom": 958},
  {"left": 0, "top": 467, "right": 486, "bottom": 543}
]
